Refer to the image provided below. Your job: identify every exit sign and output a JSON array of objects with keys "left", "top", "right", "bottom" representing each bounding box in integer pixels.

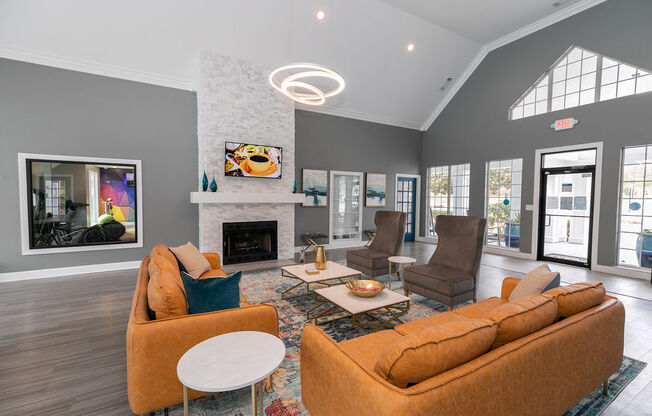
[{"left": 551, "top": 117, "right": 579, "bottom": 131}]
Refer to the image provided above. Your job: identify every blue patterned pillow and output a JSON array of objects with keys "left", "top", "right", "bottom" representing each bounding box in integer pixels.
[{"left": 180, "top": 271, "right": 241, "bottom": 314}]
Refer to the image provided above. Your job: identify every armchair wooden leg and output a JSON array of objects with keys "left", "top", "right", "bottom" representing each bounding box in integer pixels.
[
  {"left": 447, "top": 306, "right": 452, "bottom": 311},
  {"left": 403, "top": 289, "right": 410, "bottom": 297},
  {"left": 473, "top": 297, "right": 477, "bottom": 303},
  {"left": 602, "top": 380, "right": 609, "bottom": 396}
]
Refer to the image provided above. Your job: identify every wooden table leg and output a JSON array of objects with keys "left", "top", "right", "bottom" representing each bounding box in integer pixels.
[{"left": 183, "top": 385, "right": 188, "bottom": 416}]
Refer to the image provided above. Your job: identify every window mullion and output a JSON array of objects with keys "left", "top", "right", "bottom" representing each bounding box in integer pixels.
[
  {"left": 595, "top": 55, "right": 603, "bottom": 102},
  {"left": 546, "top": 73, "right": 553, "bottom": 113}
]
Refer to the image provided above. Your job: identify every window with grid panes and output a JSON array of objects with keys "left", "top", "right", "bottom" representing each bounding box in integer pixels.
[
  {"left": 426, "top": 164, "right": 470, "bottom": 237},
  {"left": 485, "top": 159, "right": 522, "bottom": 248}
]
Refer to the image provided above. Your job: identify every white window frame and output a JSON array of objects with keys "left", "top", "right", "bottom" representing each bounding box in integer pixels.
[
  {"left": 484, "top": 158, "right": 523, "bottom": 251},
  {"left": 18, "top": 153, "right": 144, "bottom": 255},
  {"left": 425, "top": 163, "right": 470, "bottom": 238},
  {"left": 328, "top": 170, "right": 364, "bottom": 247}
]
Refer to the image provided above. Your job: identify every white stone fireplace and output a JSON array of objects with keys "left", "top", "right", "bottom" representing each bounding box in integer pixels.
[{"left": 195, "top": 52, "right": 298, "bottom": 261}]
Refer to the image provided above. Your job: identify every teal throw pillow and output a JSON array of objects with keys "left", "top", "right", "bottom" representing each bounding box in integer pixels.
[{"left": 180, "top": 270, "right": 241, "bottom": 314}]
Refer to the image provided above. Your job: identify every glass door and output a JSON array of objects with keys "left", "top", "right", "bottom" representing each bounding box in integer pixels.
[
  {"left": 396, "top": 177, "right": 417, "bottom": 241},
  {"left": 330, "top": 171, "right": 363, "bottom": 244},
  {"left": 537, "top": 150, "right": 596, "bottom": 267}
]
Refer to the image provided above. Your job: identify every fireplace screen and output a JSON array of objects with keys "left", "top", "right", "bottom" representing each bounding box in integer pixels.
[{"left": 223, "top": 221, "right": 278, "bottom": 265}]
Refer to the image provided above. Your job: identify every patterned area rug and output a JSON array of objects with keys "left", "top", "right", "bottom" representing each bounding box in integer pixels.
[{"left": 155, "top": 267, "right": 646, "bottom": 416}]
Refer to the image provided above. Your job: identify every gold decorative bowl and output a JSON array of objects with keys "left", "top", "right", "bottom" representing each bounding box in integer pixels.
[{"left": 346, "top": 280, "right": 385, "bottom": 298}]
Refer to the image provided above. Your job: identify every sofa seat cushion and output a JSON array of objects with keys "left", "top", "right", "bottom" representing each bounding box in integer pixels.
[
  {"left": 544, "top": 282, "right": 605, "bottom": 318},
  {"left": 454, "top": 297, "right": 507, "bottom": 319},
  {"left": 403, "top": 264, "right": 474, "bottom": 296},
  {"left": 338, "top": 330, "right": 404, "bottom": 372},
  {"left": 147, "top": 244, "right": 189, "bottom": 319},
  {"left": 199, "top": 269, "right": 228, "bottom": 279},
  {"left": 346, "top": 248, "right": 390, "bottom": 270},
  {"left": 374, "top": 319, "right": 497, "bottom": 388},
  {"left": 482, "top": 294, "right": 558, "bottom": 349},
  {"left": 394, "top": 311, "right": 470, "bottom": 335}
]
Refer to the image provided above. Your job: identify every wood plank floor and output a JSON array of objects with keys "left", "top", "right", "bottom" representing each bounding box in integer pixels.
[{"left": 1, "top": 242, "right": 651, "bottom": 415}]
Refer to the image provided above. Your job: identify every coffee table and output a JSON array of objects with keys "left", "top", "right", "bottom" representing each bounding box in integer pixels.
[
  {"left": 309, "top": 284, "right": 410, "bottom": 333},
  {"left": 281, "top": 261, "right": 361, "bottom": 301},
  {"left": 177, "top": 331, "right": 286, "bottom": 416},
  {"left": 387, "top": 256, "right": 417, "bottom": 290}
]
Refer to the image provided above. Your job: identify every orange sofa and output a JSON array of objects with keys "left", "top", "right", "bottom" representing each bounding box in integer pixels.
[
  {"left": 301, "top": 278, "right": 624, "bottom": 416},
  {"left": 126, "top": 245, "right": 279, "bottom": 415}
]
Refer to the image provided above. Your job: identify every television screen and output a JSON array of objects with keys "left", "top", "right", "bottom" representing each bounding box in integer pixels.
[{"left": 225, "top": 142, "right": 282, "bottom": 179}]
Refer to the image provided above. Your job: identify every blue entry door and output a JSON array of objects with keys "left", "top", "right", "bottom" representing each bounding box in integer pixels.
[{"left": 396, "top": 177, "right": 417, "bottom": 241}]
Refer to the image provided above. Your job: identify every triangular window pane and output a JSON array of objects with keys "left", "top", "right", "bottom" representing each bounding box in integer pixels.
[{"left": 509, "top": 46, "right": 652, "bottom": 120}]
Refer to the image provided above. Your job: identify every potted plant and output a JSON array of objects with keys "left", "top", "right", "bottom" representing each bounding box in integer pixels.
[
  {"left": 635, "top": 229, "right": 652, "bottom": 268},
  {"left": 487, "top": 202, "right": 510, "bottom": 247},
  {"left": 504, "top": 211, "right": 521, "bottom": 248}
]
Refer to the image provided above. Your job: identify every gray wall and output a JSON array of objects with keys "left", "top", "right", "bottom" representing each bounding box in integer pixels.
[
  {"left": 421, "top": 0, "right": 652, "bottom": 266},
  {"left": 0, "top": 58, "right": 199, "bottom": 272},
  {"left": 295, "top": 110, "right": 423, "bottom": 246}
]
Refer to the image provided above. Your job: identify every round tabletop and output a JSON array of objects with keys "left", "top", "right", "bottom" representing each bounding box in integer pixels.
[
  {"left": 177, "top": 331, "right": 286, "bottom": 392},
  {"left": 388, "top": 256, "right": 417, "bottom": 264}
]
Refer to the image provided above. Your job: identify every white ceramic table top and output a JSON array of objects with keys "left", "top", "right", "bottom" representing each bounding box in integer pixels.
[
  {"left": 282, "top": 261, "right": 361, "bottom": 283},
  {"left": 314, "top": 284, "right": 410, "bottom": 315},
  {"left": 388, "top": 256, "right": 417, "bottom": 264},
  {"left": 177, "top": 331, "right": 285, "bottom": 392}
]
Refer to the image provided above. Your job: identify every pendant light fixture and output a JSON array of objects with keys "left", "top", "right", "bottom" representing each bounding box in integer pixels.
[{"left": 269, "top": 4, "right": 345, "bottom": 106}]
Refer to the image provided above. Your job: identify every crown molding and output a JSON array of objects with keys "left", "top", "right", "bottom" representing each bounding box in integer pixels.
[
  {"left": 420, "top": 0, "right": 609, "bottom": 131},
  {"left": 0, "top": 45, "right": 195, "bottom": 91},
  {"left": 296, "top": 103, "right": 422, "bottom": 130}
]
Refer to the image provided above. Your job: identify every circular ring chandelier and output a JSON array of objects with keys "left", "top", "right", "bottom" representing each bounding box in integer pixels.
[{"left": 269, "top": 63, "right": 345, "bottom": 106}]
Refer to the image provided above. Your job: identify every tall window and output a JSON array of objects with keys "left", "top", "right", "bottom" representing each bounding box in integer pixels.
[
  {"left": 485, "top": 158, "right": 522, "bottom": 248},
  {"left": 426, "top": 163, "right": 470, "bottom": 236},
  {"left": 618, "top": 146, "right": 652, "bottom": 268},
  {"left": 330, "top": 171, "right": 363, "bottom": 242},
  {"left": 510, "top": 46, "right": 652, "bottom": 120}
]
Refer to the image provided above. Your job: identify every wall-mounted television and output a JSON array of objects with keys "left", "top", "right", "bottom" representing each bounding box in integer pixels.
[{"left": 224, "top": 142, "right": 282, "bottom": 179}]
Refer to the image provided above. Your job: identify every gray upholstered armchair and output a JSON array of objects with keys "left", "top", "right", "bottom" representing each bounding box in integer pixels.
[
  {"left": 403, "top": 215, "right": 486, "bottom": 310},
  {"left": 346, "top": 211, "right": 406, "bottom": 278}
]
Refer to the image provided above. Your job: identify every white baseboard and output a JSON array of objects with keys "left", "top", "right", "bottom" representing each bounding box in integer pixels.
[
  {"left": 415, "top": 236, "right": 437, "bottom": 244},
  {"left": 294, "top": 240, "right": 367, "bottom": 253},
  {"left": 592, "top": 264, "right": 650, "bottom": 281},
  {"left": 0, "top": 260, "right": 141, "bottom": 283},
  {"left": 483, "top": 246, "right": 535, "bottom": 260}
]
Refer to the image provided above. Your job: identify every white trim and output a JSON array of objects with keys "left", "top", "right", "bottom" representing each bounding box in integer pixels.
[
  {"left": 420, "top": 0, "right": 609, "bottom": 131},
  {"left": 394, "top": 174, "right": 421, "bottom": 240},
  {"left": 592, "top": 264, "right": 650, "bottom": 281},
  {"left": 328, "top": 170, "right": 364, "bottom": 247},
  {"left": 294, "top": 240, "right": 367, "bottom": 253},
  {"left": 296, "top": 103, "right": 422, "bottom": 130},
  {"left": 483, "top": 245, "right": 533, "bottom": 260},
  {"left": 416, "top": 236, "right": 436, "bottom": 244},
  {"left": 530, "top": 142, "right": 603, "bottom": 268},
  {"left": 18, "top": 153, "right": 144, "bottom": 255},
  {"left": 0, "top": 45, "right": 194, "bottom": 91},
  {"left": 0, "top": 261, "right": 141, "bottom": 283}
]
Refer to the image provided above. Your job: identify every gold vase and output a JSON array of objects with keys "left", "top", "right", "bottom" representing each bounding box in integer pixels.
[{"left": 315, "top": 246, "right": 327, "bottom": 270}]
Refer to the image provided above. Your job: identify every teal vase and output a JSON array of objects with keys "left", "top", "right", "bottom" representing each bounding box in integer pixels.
[
  {"left": 210, "top": 176, "right": 218, "bottom": 192},
  {"left": 293, "top": 179, "right": 297, "bottom": 193},
  {"left": 202, "top": 171, "right": 209, "bottom": 191}
]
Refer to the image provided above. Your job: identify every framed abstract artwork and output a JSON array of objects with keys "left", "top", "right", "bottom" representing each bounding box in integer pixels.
[
  {"left": 302, "top": 169, "right": 328, "bottom": 207},
  {"left": 366, "top": 173, "right": 386, "bottom": 207}
]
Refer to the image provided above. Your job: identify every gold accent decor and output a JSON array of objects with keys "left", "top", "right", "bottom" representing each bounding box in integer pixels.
[
  {"left": 346, "top": 280, "right": 385, "bottom": 298},
  {"left": 315, "top": 246, "right": 327, "bottom": 270}
]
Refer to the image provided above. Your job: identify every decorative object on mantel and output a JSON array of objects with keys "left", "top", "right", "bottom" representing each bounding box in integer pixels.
[
  {"left": 365, "top": 173, "right": 386, "bottom": 207},
  {"left": 315, "top": 246, "right": 327, "bottom": 270},
  {"left": 269, "top": 63, "right": 345, "bottom": 106},
  {"left": 293, "top": 179, "right": 297, "bottom": 193},
  {"left": 202, "top": 171, "right": 209, "bottom": 191},
  {"left": 302, "top": 169, "right": 328, "bottom": 207},
  {"left": 209, "top": 174, "right": 218, "bottom": 192}
]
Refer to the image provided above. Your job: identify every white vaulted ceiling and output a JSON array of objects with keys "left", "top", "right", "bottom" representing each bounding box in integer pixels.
[{"left": 0, "top": 0, "right": 605, "bottom": 130}]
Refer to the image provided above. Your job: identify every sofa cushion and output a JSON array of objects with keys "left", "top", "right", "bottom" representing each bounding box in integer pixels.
[
  {"left": 374, "top": 319, "right": 496, "bottom": 388},
  {"left": 509, "top": 264, "right": 560, "bottom": 301},
  {"left": 180, "top": 271, "right": 241, "bottom": 314},
  {"left": 482, "top": 294, "right": 558, "bottom": 349},
  {"left": 346, "top": 248, "right": 390, "bottom": 270},
  {"left": 403, "top": 264, "right": 474, "bottom": 296},
  {"left": 544, "top": 282, "right": 605, "bottom": 318},
  {"left": 454, "top": 297, "right": 507, "bottom": 319},
  {"left": 338, "top": 330, "right": 404, "bottom": 372},
  {"left": 147, "top": 244, "right": 189, "bottom": 319},
  {"left": 394, "top": 311, "right": 470, "bottom": 335},
  {"left": 169, "top": 242, "right": 211, "bottom": 278}
]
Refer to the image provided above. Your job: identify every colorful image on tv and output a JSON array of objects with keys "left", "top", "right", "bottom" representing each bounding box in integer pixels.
[{"left": 225, "top": 142, "right": 282, "bottom": 179}]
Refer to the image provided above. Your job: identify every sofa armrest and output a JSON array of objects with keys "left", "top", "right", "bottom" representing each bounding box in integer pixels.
[
  {"left": 202, "top": 252, "right": 223, "bottom": 270},
  {"left": 127, "top": 304, "right": 278, "bottom": 414},
  {"left": 301, "top": 325, "right": 407, "bottom": 416},
  {"left": 501, "top": 277, "right": 522, "bottom": 300}
]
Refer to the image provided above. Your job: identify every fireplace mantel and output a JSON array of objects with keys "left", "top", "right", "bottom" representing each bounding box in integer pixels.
[{"left": 190, "top": 192, "right": 305, "bottom": 204}]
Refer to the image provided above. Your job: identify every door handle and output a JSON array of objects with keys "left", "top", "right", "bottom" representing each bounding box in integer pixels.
[{"left": 545, "top": 214, "right": 552, "bottom": 227}]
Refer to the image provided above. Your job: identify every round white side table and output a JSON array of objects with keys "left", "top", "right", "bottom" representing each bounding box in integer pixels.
[
  {"left": 177, "top": 331, "right": 286, "bottom": 416},
  {"left": 387, "top": 256, "right": 417, "bottom": 290}
]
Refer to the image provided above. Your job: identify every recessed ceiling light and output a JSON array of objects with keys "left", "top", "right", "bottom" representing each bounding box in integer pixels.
[
  {"left": 406, "top": 43, "right": 415, "bottom": 52},
  {"left": 316, "top": 10, "right": 326, "bottom": 21}
]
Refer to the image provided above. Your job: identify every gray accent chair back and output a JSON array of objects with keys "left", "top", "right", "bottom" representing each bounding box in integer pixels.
[
  {"left": 346, "top": 211, "right": 407, "bottom": 278},
  {"left": 403, "top": 215, "right": 486, "bottom": 309}
]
